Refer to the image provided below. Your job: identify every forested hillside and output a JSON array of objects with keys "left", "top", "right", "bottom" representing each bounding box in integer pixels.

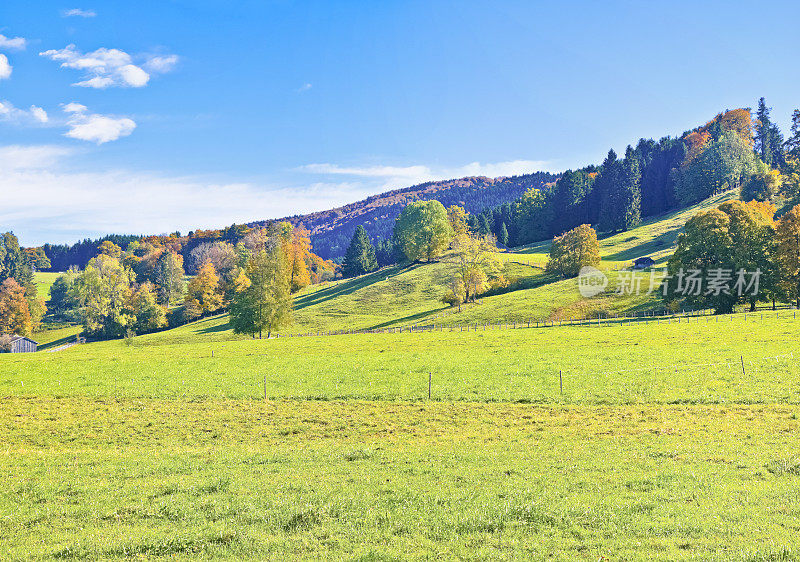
[
  {"left": 471, "top": 105, "right": 794, "bottom": 248},
  {"left": 257, "top": 172, "right": 557, "bottom": 259}
]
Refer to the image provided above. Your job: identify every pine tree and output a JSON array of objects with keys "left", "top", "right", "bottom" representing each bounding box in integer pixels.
[
  {"left": 785, "top": 109, "right": 800, "bottom": 161},
  {"left": 479, "top": 215, "right": 491, "bottom": 236},
  {"left": 755, "top": 97, "right": 784, "bottom": 168},
  {"left": 499, "top": 223, "right": 509, "bottom": 246},
  {"left": 342, "top": 225, "right": 378, "bottom": 277}
]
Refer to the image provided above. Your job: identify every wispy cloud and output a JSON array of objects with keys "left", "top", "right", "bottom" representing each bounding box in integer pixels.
[
  {"left": 40, "top": 44, "right": 178, "bottom": 88},
  {"left": 300, "top": 159, "right": 554, "bottom": 190},
  {"left": 0, "top": 34, "right": 27, "bottom": 51},
  {"left": 0, "top": 145, "right": 373, "bottom": 245},
  {"left": 62, "top": 102, "right": 136, "bottom": 144},
  {"left": 297, "top": 83, "right": 312, "bottom": 93},
  {"left": 62, "top": 8, "right": 96, "bottom": 18},
  {"left": 0, "top": 100, "right": 50, "bottom": 124},
  {"left": 0, "top": 145, "right": 75, "bottom": 170}
]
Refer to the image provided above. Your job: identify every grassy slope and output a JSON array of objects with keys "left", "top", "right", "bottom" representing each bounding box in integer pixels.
[{"left": 159, "top": 192, "right": 736, "bottom": 340}]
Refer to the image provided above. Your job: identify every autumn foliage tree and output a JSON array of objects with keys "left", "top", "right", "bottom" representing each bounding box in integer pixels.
[
  {"left": 0, "top": 279, "right": 33, "bottom": 336},
  {"left": 184, "top": 261, "right": 223, "bottom": 320},
  {"left": 776, "top": 204, "right": 800, "bottom": 307},
  {"left": 230, "top": 240, "right": 293, "bottom": 338},
  {"left": 445, "top": 233, "right": 501, "bottom": 305},
  {"left": 546, "top": 224, "right": 600, "bottom": 278}
]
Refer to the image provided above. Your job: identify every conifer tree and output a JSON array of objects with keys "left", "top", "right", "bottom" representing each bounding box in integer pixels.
[
  {"left": 342, "top": 225, "right": 378, "bottom": 277},
  {"left": 784, "top": 109, "right": 800, "bottom": 161}
]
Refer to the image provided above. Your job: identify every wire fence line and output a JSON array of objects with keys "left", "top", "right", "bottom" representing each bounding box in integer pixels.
[
  {"left": 275, "top": 307, "right": 800, "bottom": 340},
  {"left": 42, "top": 351, "right": 794, "bottom": 405}
]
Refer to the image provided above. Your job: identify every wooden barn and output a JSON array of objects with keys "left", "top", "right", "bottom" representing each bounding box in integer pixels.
[{"left": 1, "top": 335, "right": 38, "bottom": 353}]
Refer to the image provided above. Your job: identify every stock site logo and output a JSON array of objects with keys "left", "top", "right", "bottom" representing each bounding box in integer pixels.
[{"left": 577, "top": 266, "right": 608, "bottom": 298}]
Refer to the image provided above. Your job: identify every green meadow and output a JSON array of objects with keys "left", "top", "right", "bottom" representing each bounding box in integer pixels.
[{"left": 8, "top": 191, "right": 800, "bottom": 559}]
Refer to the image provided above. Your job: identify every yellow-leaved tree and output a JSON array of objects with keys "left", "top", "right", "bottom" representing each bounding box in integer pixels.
[{"left": 184, "top": 261, "right": 223, "bottom": 320}]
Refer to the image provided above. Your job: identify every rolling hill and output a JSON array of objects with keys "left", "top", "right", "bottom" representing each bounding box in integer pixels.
[{"left": 256, "top": 171, "right": 558, "bottom": 259}]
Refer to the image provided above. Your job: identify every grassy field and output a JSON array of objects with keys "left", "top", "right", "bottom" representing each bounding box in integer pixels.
[
  {"left": 2, "top": 398, "right": 799, "bottom": 560},
  {"left": 7, "top": 193, "right": 799, "bottom": 559},
  {"left": 4, "top": 321, "right": 800, "bottom": 558}
]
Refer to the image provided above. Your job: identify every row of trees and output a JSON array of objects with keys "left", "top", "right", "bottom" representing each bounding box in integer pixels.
[
  {"left": 467, "top": 101, "right": 800, "bottom": 248},
  {"left": 665, "top": 200, "right": 800, "bottom": 313},
  {"left": 0, "top": 233, "right": 47, "bottom": 337},
  {"left": 47, "top": 222, "right": 313, "bottom": 340}
]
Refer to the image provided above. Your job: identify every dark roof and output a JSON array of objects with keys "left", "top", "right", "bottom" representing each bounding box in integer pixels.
[
  {"left": 3, "top": 334, "right": 39, "bottom": 345},
  {"left": 634, "top": 256, "right": 655, "bottom": 263}
]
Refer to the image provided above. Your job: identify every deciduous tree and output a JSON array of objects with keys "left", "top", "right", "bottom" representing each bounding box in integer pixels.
[
  {"left": 394, "top": 200, "right": 453, "bottom": 262},
  {"left": 546, "top": 224, "right": 600, "bottom": 278}
]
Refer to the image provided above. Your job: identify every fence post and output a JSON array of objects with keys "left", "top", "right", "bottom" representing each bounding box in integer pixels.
[
  {"left": 428, "top": 372, "right": 432, "bottom": 400},
  {"left": 559, "top": 370, "right": 563, "bottom": 395},
  {"left": 741, "top": 356, "right": 746, "bottom": 378},
  {"left": 263, "top": 375, "right": 267, "bottom": 401}
]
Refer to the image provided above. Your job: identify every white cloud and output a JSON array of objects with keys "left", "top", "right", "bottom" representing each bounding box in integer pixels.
[
  {"left": 40, "top": 45, "right": 178, "bottom": 88},
  {"left": 0, "top": 145, "right": 75, "bottom": 170},
  {"left": 62, "top": 8, "right": 97, "bottom": 17},
  {"left": 62, "top": 102, "right": 87, "bottom": 114},
  {"left": 300, "top": 159, "right": 554, "bottom": 190},
  {"left": 297, "top": 83, "right": 312, "bottom": 93},
  {"left": 0, "top": 34, "right": 27, "bottom": 51},
  {"left": 29, "top": 106, "right": 49, "bottom": 123},
  {"left": 0, "top": 100, "right": 51, "bottom": 125},
  {"left": 143, "top": 54, "right": 179, "bottom": 74},
  {"left": 0, "top": 54, "right": 12, "bottom": 79},
  {"left": 0, "top": 146, "right": 374, "bottom": 245},
  {"left": 62, "top": 104, "right": 136, "bottom": 144}
]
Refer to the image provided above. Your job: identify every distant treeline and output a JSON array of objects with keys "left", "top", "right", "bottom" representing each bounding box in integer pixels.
[{"left": 273, "top": 172, "right": 559, "bottom": 260}]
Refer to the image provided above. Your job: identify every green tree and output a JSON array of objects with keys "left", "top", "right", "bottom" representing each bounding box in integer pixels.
[
  {"left": 675, "top": 129, "right": 756, "bottom": 205},
  {"left": 741, "top": 160, "right": 782, "bottom": 202},
  {"left": 393, "top": 200, "right": 453, "bottom": 262},
  {"left": 755, "top": 97, "right": 784, "bottom": 168},
  {"left": 546, "top": 224, "right": 601, "bottom": 278},
  {"left": 154, "top": 251, "right": 185, "bottom": 305},
  {"left": 598, "top": 149, "right": 642, "bottom": 233},
  {"left": 784, "top": 109, "right": 800, "bottom": 161},
  {"left": 498, "top": 223, "right": 509, "bottom": 246},
  {"left": 230, "top": 245, "right": 293, "bottom": 339},
  {"left": 514, "top": 188, "right": 552, "bottom": 244},
  {"left": 130, "top": 281, "right": 167, "bottom": 333},
  {"left": 665, "top": 201, "right": 776, "bottom": 313},
  {"left": 73, "top": 254, "right": 136, "bottom": 338},
  {"left": 342, "top": 225, "right": 378, "bottom": 278}
]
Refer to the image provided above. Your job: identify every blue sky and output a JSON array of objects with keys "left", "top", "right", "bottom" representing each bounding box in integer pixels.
[{"left": 1, "top": 0, "right": 799, "bottom": 245}]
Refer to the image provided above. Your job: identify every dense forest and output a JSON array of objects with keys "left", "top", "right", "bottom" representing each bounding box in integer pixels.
[{"left": 472, "top": 101, "right": 799, "bottom": 248}]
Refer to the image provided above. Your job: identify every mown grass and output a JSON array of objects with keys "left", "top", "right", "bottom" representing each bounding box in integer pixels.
[
  {"left": 33, "top": 271, "right": 60, "bottom": 299},
  {"left": 4, "top": 313, "right": 799, "bottom": 404},
  {"left": 2, "top": 398, "right": 800, "bottom": 560}
]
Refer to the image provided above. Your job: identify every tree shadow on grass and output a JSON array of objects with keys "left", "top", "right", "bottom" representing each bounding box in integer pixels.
[
  {"left": 366, "top": 307, "right": 450, "bottom": 331},
  {"left": 602, "top": 230, "right": 680, "bottom": 263},
  {"left": 294, "top": 263, "right": 422, "bottom": 311}
]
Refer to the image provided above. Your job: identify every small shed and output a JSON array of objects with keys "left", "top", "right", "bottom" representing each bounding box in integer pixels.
[
  {"left": 1, "top": 335, "right": 38, "bottom": 353},
  {"left": 633, "top": 256, "right": 655, "bottom": 269}
]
